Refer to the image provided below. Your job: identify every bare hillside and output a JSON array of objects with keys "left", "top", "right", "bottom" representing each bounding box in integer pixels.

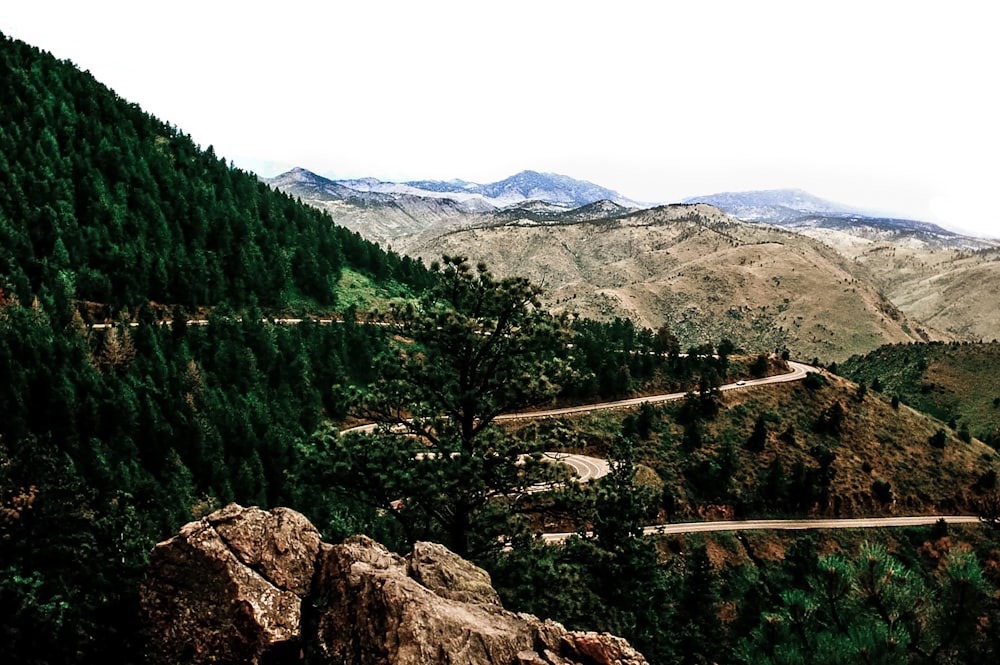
[
  {"left": 409, "top": 205, "right": 942, "bottom": 362},
  {"left": 802, "top": 230, "right": 1000, "bottom": 343}
]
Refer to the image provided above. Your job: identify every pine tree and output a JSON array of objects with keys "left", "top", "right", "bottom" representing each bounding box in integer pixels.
[{"left": 309, "top": 257, "right": 573, "bottom": 556}]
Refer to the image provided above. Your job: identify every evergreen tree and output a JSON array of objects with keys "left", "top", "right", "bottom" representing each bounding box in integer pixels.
[
  {"left": 736, "top": 542, "right": 992, "bottom": 664},
  {"left": 308, "top": 257, "right": 573, "bottom": 556}
]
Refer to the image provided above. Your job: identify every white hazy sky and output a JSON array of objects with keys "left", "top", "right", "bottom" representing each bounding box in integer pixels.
[{"left": 3, "top": 1, "right": 998, "bottom": 237}]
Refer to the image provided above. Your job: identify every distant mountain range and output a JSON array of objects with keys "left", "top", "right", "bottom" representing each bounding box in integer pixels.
[
  {"left": 269, "top": 167, "right": 999, "bottom": 256},
  {"left": 268, "top": 169, "right": 1000, "bottom": 351},
  {"left": 681, "top": 189, "right": 995, "bottom": 250},
  {"left": 682, "top": 189, "right": 874, "bottom": 222},
  {"left": 267, "top": 168, "right": 640, "bottom": 211}
]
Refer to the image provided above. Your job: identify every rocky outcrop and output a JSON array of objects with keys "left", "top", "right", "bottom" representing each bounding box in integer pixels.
[
  {"left": 139, "top": 504, "right": 322, "bottom": 664},
  {"left": 141, "top": 504, "right": 648, "bottom": 665},
  {"left": 308, "top": 535, "right": 647, "bottom": 665}
]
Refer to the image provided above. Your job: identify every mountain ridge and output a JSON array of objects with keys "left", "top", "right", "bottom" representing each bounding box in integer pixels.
[
  {"left": 405, "top": 203, "right": 940, "bottom": 362},
  {"left": 267, "top": 167, "right": 641, "bottom": 210},
  {"left": 267, "top": 170, "right": 1000, "bottom": 347},
  {"left": 681, "top": 188, "right": 998, "bottom": 249}
]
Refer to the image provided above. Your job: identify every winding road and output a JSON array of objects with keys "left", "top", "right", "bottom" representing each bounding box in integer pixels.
[
  {"left": 95, "top": 321, "right": 979, "bottom": 536},
  {"left": 497, "top": 360, "right": 814, "bottom": 422},
  {"left": 542, "top": 515, "right": 984, "bottom": 543},
  {"left": 342, "top": 362, "right": 813, "bottom": 485},
  {"left": 342, "top": 359, "right": 982, "bottom": 537}
]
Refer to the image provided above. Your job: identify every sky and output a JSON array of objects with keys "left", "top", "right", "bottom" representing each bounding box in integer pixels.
[{"left": 3, "top": 1, "right": 998, "bottom": 238}]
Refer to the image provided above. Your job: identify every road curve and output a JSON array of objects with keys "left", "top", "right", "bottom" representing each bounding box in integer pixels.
[
  {"left": 542, "top": 452, "right": 610, "bottom": 483},
  {"left": 341, "top": 361, "right": 817, "bottom": 483},
  {"left": 540, "top": 515, "right": 983, "bottom": 543},
  {"left": 497, "top": 361, "right": 816, "bottom": 422}
]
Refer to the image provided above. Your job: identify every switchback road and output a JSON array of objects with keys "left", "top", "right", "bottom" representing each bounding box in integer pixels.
[
  {"left": 541, "top": 515, "right": 983, "bottom": 543},
  {"left": 496, "top": 361, "right": 814, "bottom": 422},
  {"left": 342, "top": 361, "right": 816, "bottom": 480},
  {"left": 339, "top": 360, "right": 982, "bottom": 539}
]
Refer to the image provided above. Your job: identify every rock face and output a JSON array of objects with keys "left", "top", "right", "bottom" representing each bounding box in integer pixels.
[
  {"left": 141, "top": 504, "right": 648, "bottom": 665},
  {"left": 140, "top": 504, "right": 322, "bottom": 664}
]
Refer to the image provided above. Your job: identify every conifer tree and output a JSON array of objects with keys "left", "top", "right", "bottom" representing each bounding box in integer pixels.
[{"left": 309, "top": 257, "right": 573, "bottom": 556}]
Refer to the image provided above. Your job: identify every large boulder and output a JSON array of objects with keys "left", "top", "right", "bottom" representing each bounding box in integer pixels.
[
  {"left": 139, "top": 504, "right": 321, "bottom": 664},
  {"left": 141, "top": 505, "right": 648, "bottom": 665},
  {"left": 307, "top": 535, "right": 647, "bottom": 665}
]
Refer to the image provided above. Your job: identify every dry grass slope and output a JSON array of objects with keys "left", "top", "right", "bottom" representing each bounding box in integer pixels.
[
  {"left": 801, "top": 231, "right": 1000, "bottom": 343},
  {"left": 409, "top": 206, "right": 936, "bottom": 362}
]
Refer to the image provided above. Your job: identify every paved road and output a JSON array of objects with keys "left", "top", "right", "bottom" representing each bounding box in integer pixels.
[
  {"left": 540, "top": 515, "right": 983, "bottom": 543},
  {"left": 544, "top": 452, "right": 610, "bottom": 482},
  {"left": 496, "top": 361, "right": 815, "bottom": 422},
  {"left": 334, "top": 360, "right": 982, "bottom": 539},
  {"left": 342, "top": 361, "right": 815, "bottom": 483}
]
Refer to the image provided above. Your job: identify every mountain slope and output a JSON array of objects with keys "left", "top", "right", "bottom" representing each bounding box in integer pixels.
[
  {"left": 0, "top": 33, "right": 441, "bottom": 664},
  {"left": 815, "top": 239, "right": 1000, "bottom": 343},
  {"left": 838, "top": 341, "right": 1000, "bottom": 446},
  {"left": 0, "top": 40, "right": 431, "bottom": 313},
  {"left": 685, "top": 189, "right": 1000, "bottom": 343},
  {"left": 408, "top": 204, "right": 939, "bottom": 362}
]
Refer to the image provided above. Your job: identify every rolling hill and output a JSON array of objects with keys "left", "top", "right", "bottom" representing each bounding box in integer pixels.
[
  {"left": 683, "top": 190, "right": 1000, "bottom": 343},
  {"left": 406, "top": 204, "right": 940, "bottom": 362}
]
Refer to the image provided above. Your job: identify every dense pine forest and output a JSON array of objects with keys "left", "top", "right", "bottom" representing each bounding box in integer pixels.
[
  {"left": 0, "top": 32, "right": 432, "bottom": 663},
  {"left": 4, "top": 31, "right": 1000, "bottom": 665},
  {"left": 0, "top": 32, "right": 436, "bottom": 311},
  {"left": 0, "top": 33, "right": 694, "bottom": 663}
]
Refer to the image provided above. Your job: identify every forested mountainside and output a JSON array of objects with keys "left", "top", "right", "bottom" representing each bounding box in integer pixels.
[
  {"left": 0, "top": 33, "right": 698, "bottom": 663},
  {"left": 0, "top": 32, "right": 428, "bottom": 663},
  {"left": 0, "top": 33, "right": 430, "bottom": 313},
  {"left": 838, "top": 341, "right": 1000, "bottom": 447}
]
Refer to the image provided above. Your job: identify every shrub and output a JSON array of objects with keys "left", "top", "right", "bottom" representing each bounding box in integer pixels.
[
  {"left": 872, "top": 478, "right": 893, "bottom": 503},
  {"left": 803, "top": 372, "right": 827, "bottom": 390}
]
